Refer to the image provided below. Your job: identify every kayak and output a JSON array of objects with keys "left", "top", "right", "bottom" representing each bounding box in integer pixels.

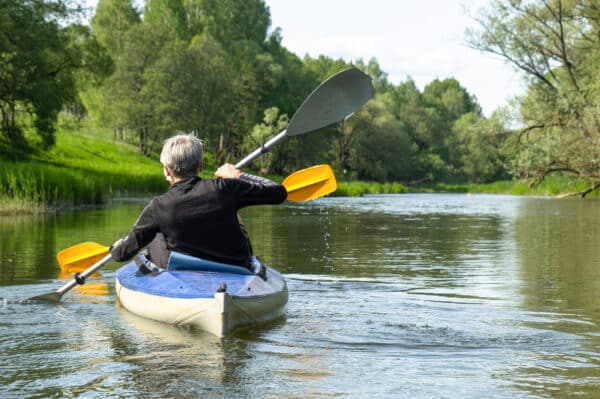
[{"left": 115, "top": 252, "right": 288, "bottom": 337}]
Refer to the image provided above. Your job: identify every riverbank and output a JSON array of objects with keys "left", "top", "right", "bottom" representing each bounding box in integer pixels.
[
  {"left": 333, "top": 177, "right": 599, "bottom": 198},
  {"left": 1, "top": 129, "right": 596, "bottom": 215},
  {"left": 414, "top": 178, "right": 600, "bottom": 197},
  {"left": 0, "top": 129, "right": 166, "bottom": 214}
]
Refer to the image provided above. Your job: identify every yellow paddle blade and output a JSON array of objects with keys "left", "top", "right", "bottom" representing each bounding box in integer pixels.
[
  {"left": 282, "top": 164, "right": 337, "bottom": 202},
  {"left": 57, "top": 242, "right": 110, "bottom": 272}
]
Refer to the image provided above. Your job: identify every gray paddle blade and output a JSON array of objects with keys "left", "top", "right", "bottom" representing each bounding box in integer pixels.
[
  {"left": 286, "top": 67, "right": 374, "bottom": 136},
  {"left": 28, "top": 291, "right": 63, "bottom": 302}
]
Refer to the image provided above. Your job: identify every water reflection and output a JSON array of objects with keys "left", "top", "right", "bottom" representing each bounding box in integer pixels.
[
  {"left": 114, "top": 305, "right": 232, "bottom": 396},
  {"left": 1, "top": 195, "right": 600, "bottom": 398},
  {"left": 244, "top": 195, "right": 516, "bottom": 292},
  {"left": 516, "top": 198, "right": 600, "bottom": 313},
  {"left": 0, "top": 213, "right": 58, "bottom": 283},
  {"left": 514, "top": 198, "right": 600, "bottom": 396},
  {"left": 0, "top": 202, "right": 147, "bottom": 285}
]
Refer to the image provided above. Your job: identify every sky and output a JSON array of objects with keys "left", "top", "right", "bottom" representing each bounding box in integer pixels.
[
  {"left": 264, "top": 0, "right": 524, "bottom": 116},
  {"left": 84, "top": 0, "right": 524, "bottom": 116}
]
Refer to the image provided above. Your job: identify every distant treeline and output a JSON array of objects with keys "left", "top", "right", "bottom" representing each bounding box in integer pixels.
[{"left": 1, "top": 1, "right": 599, "bottom": 196}]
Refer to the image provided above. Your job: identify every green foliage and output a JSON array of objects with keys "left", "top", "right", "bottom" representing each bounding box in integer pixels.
[
  {"left": 100, "top": 23, "right": 174, "bottom": 154},
  {"left": 196, "top": 0, "right": 270, "bottom": 47},
  {"left": 144, "top": 0, "right": 188, "bottom": 40},
  {"left": 244, "top": 107, "right": 288, "bottom": 173},
  {"left": 418, "top": 78, "right": 482, "bottom": 170},
  {"left": 182, "top": 35, "right": 236, "bottom": 145},
  {"left": 334, "top": 181, "right": 408, "bottom": 197},
  {"left": 91, "top": 0, "right": 140, "bottom": 59},
  {"left": 468, "top": 0, "right": 600, "bottom": 196},
  {"left": 89, "top": 0, "right": 282, "bottom": 164},
  {"left": 452, "top": 111, "right": 508, "bottom": 183},
  {"left": 0, "top": 0, "right": 84, "bottom": 148},
  {"left": 344, "top": 93, "right": 415, "bottom": 181}
]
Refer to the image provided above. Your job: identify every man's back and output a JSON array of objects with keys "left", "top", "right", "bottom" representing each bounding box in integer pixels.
[{"left": 111, "top": 174, "right": 287, "bottom": 267}]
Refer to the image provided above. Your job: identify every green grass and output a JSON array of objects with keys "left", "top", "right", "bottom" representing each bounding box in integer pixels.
[
  {"left": 330, "top": 175, "right": 600, "bottom": 199},
  {"left": 411, "top": 176, "right": 600, "bottom": 197},
  {"left": 3, "top": 127, "right": 598, "bottom": 214},
  {"left": 333, "top": 181, "right": 408, "bottom": 197},
  {"left": 0, "top": 128, "right": 166, "bottom": 213}
]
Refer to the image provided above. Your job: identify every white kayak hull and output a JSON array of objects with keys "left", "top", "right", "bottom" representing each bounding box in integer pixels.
[{"left": 115, "top": 255, "right": 288, "bottom": 337}]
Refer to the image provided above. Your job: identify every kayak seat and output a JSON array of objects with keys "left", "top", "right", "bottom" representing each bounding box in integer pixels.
[{"left": 167, "top": 251, "right": 254, "bottom": 275}]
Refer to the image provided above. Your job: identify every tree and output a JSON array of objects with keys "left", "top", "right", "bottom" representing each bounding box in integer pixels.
[
  {"left": 262, "top": 30, "right": 315, "bottom": 118},
  {"left": 393, "top": 79, "right": 443, "bottom": 154},
  {"left": 144, "top": 0, "right": 188, "bottom": 41},
  {"left": 421, "top": 78, "right": 482, "bottom": 166},
  {"left": 453, "top": 112, "right": 508, "bottom": 183},
  {"left": 336, "top": 93, "right": 416, "bottom": 182},
  {"left": 243, "top": 107, "right": 288, "bottom": 173},
  {"left": 193, "top": 0, "right": 270, "bottom": 47},
  {"left": 0, "top": 0, "right": 84, "bottom": 148},
  {"left": 61, "top": 24, "right": 113, "bottom": 126},
  {"left": 102, "top": 24, "right": 172, "bottom": 155},
  {"left": 179, "top": 34, "right": 236, "bottom": 152},
  {"left": 422, "top": 78, "right": 481, "bottom": 121},
  {"left": 91, "top": 0, "right": 140, "bottom": 60},
  {"left": 467, "top": 0, "right": 600, "bottom": 196}
]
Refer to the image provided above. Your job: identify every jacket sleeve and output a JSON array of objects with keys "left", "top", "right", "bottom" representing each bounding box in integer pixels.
[
  {"left": 110, "top": 200, "right": 160, "bottom": 262},
  {"left": 232, "top": 172, "right": 287, "bottom": 208}
]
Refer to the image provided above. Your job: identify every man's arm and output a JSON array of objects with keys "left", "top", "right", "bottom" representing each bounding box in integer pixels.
[
  {"left": 110, "top": 201, "right": 159, "bottom": 262},
  {"left": 215, "top": 163, "right": 287, "bottom": 207}
]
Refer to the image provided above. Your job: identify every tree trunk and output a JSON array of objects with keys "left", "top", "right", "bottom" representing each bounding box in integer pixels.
[{"left": 139, "top": 128, "right": 147, "bottom": 155}]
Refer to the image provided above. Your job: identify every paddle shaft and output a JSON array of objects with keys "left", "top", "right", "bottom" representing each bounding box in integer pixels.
[
  {"left": 29, "top": 254, "right": 112, "bottom": 302},
  {"left": 235, "top": 130, "right": 287, "bottom": 169},
  {"left": 56, "top": 254, "right": 112, "bottom": 295}
]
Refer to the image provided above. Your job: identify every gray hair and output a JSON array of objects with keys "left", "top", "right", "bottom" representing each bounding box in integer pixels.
[{"left": 160, "top": 134, "right": 204, "bottom": 178}]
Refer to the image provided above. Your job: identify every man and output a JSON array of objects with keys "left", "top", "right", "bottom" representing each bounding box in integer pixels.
[{"left": 110, "top": 134, "right": 287, "bottom": 269}]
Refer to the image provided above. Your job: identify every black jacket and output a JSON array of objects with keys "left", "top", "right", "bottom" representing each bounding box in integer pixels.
[{"left": 111, "top": 174, "right": 287, "bottom": 266}]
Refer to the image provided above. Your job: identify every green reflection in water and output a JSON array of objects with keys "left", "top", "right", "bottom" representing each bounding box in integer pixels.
[
  {"left": 516, "top": 198, "right": 600, "bottom": 313},
  {"left": 513, "top": 198, "right": 600, "bottom": 397},
  {"left": 1, "top": 195, "right": 600, "bottom": 398},
  {"left": 0, "top": 201, "right": 147, "bottom": 284},
  {"left": 242, "top": 198, "right": 507, "bottom": 282}
]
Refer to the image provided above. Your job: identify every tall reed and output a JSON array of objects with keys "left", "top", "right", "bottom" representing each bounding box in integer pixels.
[{"left": 0, "top": 130, "right": 165, "bottom": 214}]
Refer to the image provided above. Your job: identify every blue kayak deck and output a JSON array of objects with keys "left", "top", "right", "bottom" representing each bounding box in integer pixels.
[{"left": 116, "top": 262, "right": 256, "bottom": 299}]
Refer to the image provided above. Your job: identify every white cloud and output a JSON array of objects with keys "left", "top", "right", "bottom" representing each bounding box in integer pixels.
[{"left": 266, "top": 0, "right": 525, "bottom": 115}]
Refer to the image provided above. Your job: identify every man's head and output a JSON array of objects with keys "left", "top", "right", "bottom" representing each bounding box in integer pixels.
[{"left": 160, "top": 134, "right": 204, "bottom": 180}]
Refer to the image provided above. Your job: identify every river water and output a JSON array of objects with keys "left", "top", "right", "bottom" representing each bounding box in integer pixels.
[{"left": 1, "top": 194, "right": 599, "bottom": 398}]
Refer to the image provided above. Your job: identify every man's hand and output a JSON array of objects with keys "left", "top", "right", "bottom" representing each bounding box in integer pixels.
[{"left": 215, "top": 163, "right": 242, "bottom": 179}]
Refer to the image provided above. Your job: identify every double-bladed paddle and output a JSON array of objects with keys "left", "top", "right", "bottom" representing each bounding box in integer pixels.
[
  {"left": 28, "top": 165, "right": 338, "bottom": 302},
  {"left": 53, "top": 165, "right": 337, "bottom": 275},
  {"left": 29, "top": 67, "right": 372, "bottom": 302}
]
